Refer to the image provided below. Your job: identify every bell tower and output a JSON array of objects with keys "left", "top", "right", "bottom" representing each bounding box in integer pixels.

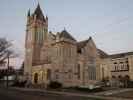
[{"left": 24, "top": 3, "right": 48, "bottom": 77}]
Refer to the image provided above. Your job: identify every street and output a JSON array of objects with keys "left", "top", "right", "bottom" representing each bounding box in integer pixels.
[{"left": 0, "top": 87, "right": 102, "bottom": 100}]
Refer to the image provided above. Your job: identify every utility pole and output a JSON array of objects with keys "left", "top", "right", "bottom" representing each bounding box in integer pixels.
[{"left": 6, "top": 54, "right": 9, "bottom": 87}]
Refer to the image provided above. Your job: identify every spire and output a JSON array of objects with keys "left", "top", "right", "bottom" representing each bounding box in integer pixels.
[
  {"left": 37, "top": 2, "right": 41, "bottom": 9},
  {"left": 33, "top": 3, "right": 45, "bottom": 21},
  {"left": 34, "top": 3, "right": 43, "bottom": 15},
  {"left": 27, "top": 9, "right": 30, "bottom": 17}
]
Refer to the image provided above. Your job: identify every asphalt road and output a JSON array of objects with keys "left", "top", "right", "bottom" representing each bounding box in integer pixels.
[{"left": 0, "top": 87, "right": 101, "bottom": 100}]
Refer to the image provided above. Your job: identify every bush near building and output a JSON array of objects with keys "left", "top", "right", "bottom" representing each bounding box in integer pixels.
[{"left": 47, "top": 81, "right": 62, "bottom": 89}]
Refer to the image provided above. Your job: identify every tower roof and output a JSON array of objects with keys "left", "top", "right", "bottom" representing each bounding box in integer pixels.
[
  {"left": 32, "top": 3, "right": 45, "bottom": 21},
  {"left": 59, "top": 29, "right": 76, "bottom": 41}
]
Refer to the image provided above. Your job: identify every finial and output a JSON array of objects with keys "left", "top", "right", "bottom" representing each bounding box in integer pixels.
[
  {"left": 37, "top": 0, "right": 40, "bottom": 7},
  {"left": 88, "top": 36, "right": 92, "bottom": 41}
]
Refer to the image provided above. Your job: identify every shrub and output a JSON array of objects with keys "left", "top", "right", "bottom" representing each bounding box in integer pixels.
[
  {"left": 63, "top": 86, "right": 104, "bottom": 93},
  {"left": 75, "top": 86, "right": 103, "bottom": 93},
  {"left": 48, "top": 81, "right": 62, "bottom": 89},
  {"left": 12, "top": 80, "right": 27, "bottom": 87}
]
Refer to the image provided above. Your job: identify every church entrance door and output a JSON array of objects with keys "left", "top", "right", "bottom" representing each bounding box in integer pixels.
[{"left": 34, "top": 73, "right": 38, "bottom": 84}]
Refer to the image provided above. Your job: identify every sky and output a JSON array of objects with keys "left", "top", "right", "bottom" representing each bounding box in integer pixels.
[{"left": 0, "top": 0, "right": 133, "bottom": 67}]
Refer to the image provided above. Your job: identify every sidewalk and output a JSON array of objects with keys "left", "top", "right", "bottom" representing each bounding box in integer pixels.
[
  {"left": 94, "top": 88, "right": 133, "bottom": 96},
  {"left": 10, "top": 87, "right": 133, "bottom": 100}
]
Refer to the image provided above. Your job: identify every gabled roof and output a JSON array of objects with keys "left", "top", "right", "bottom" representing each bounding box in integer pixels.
[
  {"left": 77, "top": 37, "right": 92, "bottom": 50},
  {"left": 109, "top": 51, "right": 133, "bottom": 59},
  {"left": 77, "top": 37, "right": 108, "bottom": 58},
  {"left": 49, "top": 31, "right": 56, "bottom": 40},
  {"left": 49, "top": 32, "right": 56, "bottom": 37},
  {"left": 77, "top": 40, "right": 88, "bottom": 50},
  {"left": 59, "top": 30, "right": 76, "bottom": 41},
  {"left": 32, "top": 3, "right": 45, "bottom": 21},
  {"left": 97, "top": 49, "right": 108, "bottom": 58}
]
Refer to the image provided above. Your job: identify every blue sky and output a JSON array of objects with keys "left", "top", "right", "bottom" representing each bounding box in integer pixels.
[{"left": 0, "top": 0, "right": 133, "bottom": 58}]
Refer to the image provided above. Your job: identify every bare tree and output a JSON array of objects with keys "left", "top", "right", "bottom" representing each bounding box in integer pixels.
[
  {"left": 0, "top": 38, "right": 13, "bottom": 64},
  {"left": 0, "top": 38, "right": 18, "bottom": 86}
]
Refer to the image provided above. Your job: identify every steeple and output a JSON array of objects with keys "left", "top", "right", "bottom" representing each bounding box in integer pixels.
[{"left": 33, "top": 3, "right": 45, "bottom": 21}]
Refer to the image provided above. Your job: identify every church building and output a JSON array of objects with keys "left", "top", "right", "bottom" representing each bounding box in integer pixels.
[{"left": 24, "top": 4, "right": 108, "bottom": 87}]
